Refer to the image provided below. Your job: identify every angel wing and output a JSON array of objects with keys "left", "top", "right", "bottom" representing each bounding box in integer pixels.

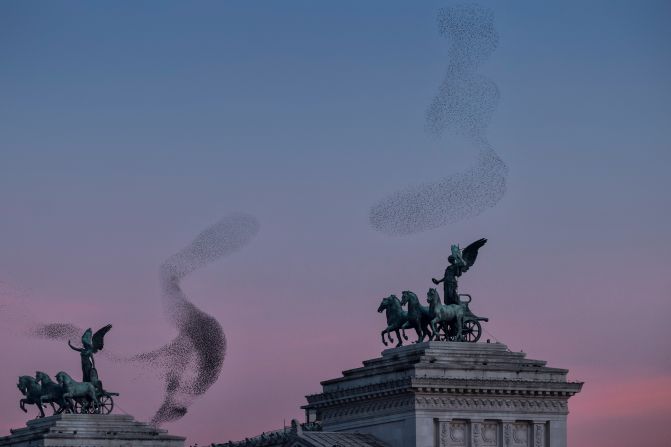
[
  {"left": 81, "top": 328, "right": 93, "bottom": 349},
  {"left": 91, "top": 324, "right": 112, "bottom": 353},
  {"left": 460, "top": 238, "right": 487, "bottom": 271}
]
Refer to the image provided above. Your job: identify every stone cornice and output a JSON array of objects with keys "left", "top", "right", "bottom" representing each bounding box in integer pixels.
[
  {"left": 318, "top": 394, "right": 571, "bottom": 422},
  {"left": 303, "top": 377, "right": 582, "bottom": 410}
]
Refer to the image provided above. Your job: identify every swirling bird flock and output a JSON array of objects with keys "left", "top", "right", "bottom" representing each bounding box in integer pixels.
[
  {"left": 370, "top": 4, "right": 507, "bottom": 235},
  {"left": 20, "top": 3, "right": 506, "bottom": 426},
  {"left": 30, "top": 214, "right": 259, "bottom": 424}
]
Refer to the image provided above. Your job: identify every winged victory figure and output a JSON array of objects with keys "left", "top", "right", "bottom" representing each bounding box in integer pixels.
[
  {"left": 68, "top": 324, "right": 112, "bottom": 384},
  {"left": 432, "top": 238, "right": 487, "bottom": 305}
]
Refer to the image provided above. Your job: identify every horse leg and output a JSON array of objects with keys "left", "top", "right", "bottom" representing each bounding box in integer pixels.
[
  {"left": 414, "top": 324, "right": 423, "bottom": 343},
  {"left": 62, "top": 393, "right": 75, "bottom": 413},
  {"left": 455, "top": 315, "right": 464, "bottom": 342},
  {"left": 394, "top": 328, "right": 403, "bottom": 347},
  {"left": 430, "top": 319, "right": 440, "bottom": 341},
  {"left": 20, "top": 399, "right": 27, "bottom": 413},
  {"left": 381, "top": 329, "right": 389, "bottom": 346},
  {"left": 422, "top": 322, "right": 433, "bottom": 342},
  {"left": 400, "top": 322, "right": 411, "bottom": 340},
  {"left": 386, "top": 327, "right": 395, "bottom": 344},
  {"left": 91, "top": 391, "right": 100, "bottom": 413}
]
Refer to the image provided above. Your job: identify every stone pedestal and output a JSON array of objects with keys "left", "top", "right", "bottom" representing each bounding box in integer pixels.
[
  {"left": 0, "top": 414, "right": 185, "bottom": 447},
  {"left": 302, "top": 342, "right": 582, "bottom": 447}
]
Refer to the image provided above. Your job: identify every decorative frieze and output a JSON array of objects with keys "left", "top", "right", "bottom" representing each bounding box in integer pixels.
[
  {"left": 512, "top": 422, "right": 529, "bottom": 446},
  {"left": 440, "top": 421, "right": 449, "bottom": 447},
  {"left": 450, "top": 421, "right": 468, "bottom": 446},
  {"left": 434, "top": 420, "right": 546, "bottom": 447},
  {"left": 414, "top": 395, "right": 567, "bottom": 414},
  {"left": 321, "top": 393, "right": 566, "bottom": 424},
  {"left": 533, "top": 423, "right": 545, "bottom": 447},
  {"left": 481, "top": 422, "right": 498, "bottom": 446},
  {"left": 319, "top": 396, "right": 414, "bottom": 421},
  {"left": 471, "top": 421, "right": 481, "bottom": 447},
  {"left": 503, "top": 422, "right": 512, "bottom": 447},
  {"left": 305, "top": 377, "right": 581, "bottom": 410}
]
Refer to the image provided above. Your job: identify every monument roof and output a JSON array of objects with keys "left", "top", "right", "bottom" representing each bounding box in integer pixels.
[
  {"left": 215, "top": 421, "right": 389, "bottom": 447},
  {"left": 297, "top": 432, "right": 389, "bottom": 447},
  {"left": 303, "top": 341, "right": 583, "bottom": 412}
]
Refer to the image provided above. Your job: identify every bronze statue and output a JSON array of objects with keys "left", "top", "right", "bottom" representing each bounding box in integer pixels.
[
  {"left": 400, "top": 291, "right": 433, "bottom": 343},
  {"left": 376, "top": 238, "right": 490, "bottom": 346},
  {"left": 432, "top": 238, "right": 487, "bottom": 305},
  {"left": 377, "top": 295, "right": 409, "bottom": 347},
  {"left": 17, "top": 324, "right": 117, "bottom": 418},
  {"left": 56, "top": 371, "right": 99, "bottom": 413},
  {"left": 17, "top": 376, "right": 47, "bottom": 418},
  {"left": 35, "top": 371, "right": 71, "bottom": 414},
  {"left": 426, "top": 288, "right": 465, "bottom": 341},
  {"left": 68, "top": 324, "right": 112, "bottom": 385}
]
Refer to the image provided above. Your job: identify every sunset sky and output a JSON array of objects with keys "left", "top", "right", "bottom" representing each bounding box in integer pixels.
[{"left": 1, "top": 1, "right": 670, "bottom": 446}]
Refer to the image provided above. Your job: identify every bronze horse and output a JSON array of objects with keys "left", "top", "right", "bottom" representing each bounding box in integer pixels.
[
  {"left": 426, "top": 288, "right": 465, "bottom": 341},
  {"left": 400, "top": 291, "right": 434, "bottom": 343},
  {"left": 377, "top": 295, "right": 409, "bottom": 347},
  {"left": 17, "top": 376, "right": 47, "bottom": 418}
]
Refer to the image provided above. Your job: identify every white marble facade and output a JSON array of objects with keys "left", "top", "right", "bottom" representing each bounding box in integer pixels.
[
  {"left": 303, "top": 342, "right": 581, "bottom": 447},
  {"left": 437, "top": 419, "right": 549, "bottom": 447}
]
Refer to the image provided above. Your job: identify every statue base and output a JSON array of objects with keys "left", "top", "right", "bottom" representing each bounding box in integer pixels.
[
  {"left": 302, "top": 341, "right": 582, "bottom": 447},
  {"left": 0, "top": 414, "right": 185, "bottom": 447}
]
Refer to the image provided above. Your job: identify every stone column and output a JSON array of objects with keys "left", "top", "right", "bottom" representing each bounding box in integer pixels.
[
  {"left": 438, "top": 420, "right": 449, "bottom": 447},
  {"left": 532, "top": 422, "right": 546, "bottom": 447},
  {"left": 470, "top": 420, "right": 483, "bottom": 447},
  {"left": 502, "top": 421, "right": 514, "bottom": 447}
]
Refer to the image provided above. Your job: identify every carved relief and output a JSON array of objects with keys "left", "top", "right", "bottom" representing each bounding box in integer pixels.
[
  {"left": 471, "top": 422, "right": 481, "bottom": 447},
  {"left": 440, "top": 421, "right": 449, "bottom": 447},
  {"left": 512, "top": 422, "right": 529, "bottom": 446},
  {"left": 504, "top": 423, "right": 512, "bottom": 447},
  {"left": 320, "top": 396, "right": 415, "bottom": 421},
  {"left": 449, "top": 421, "right": 467, "bottom": 446},
  {"left": 413, "top": 395, "right": 565, "bottom": 414},
  {"left": 533, "top": 423, "right": 545, "bottom": 447},
  {"left": 482, "top": 422, "right": 498, "bottom": 446}
]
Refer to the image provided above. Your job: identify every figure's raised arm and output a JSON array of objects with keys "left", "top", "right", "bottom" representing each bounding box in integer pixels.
[
  {"left": 432, "top": 276, "right": 444, "bottom": 285},
  {"left": 68, "top": 340, "right": 83, "bottom": 352}
]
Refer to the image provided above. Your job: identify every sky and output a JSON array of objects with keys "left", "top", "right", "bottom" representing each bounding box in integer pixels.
[{"left": 1, "top": 0, "right": 670, "bottom": 445}]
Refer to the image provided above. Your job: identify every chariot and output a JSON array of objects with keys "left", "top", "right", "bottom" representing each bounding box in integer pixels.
[
  {"left": 17, "top": 324, "right": 120, "bottom": 419},
  {"left": 442, "top": 294, "right": 489, "bottom": 343},
  {"left": 69, "top": 368, "right": 118, "bottom": 414}
]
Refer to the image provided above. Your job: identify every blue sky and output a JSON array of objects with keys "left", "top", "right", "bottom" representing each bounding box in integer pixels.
[{"left": 1, "top": 1, "right": 670, "bottom": 445}]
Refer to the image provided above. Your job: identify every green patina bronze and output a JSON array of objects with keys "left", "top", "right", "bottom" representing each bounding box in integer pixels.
[
  {"left": 379, "top": 239, "right": 490, "bottom": 346},
  {"left": 432, "top": 238, "right": 487, "bottom": 306},
  {"left": 17, "top": 325, "right": 118, "bottom": 418}
]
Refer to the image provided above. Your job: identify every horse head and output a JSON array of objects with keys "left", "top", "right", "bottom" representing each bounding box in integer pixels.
[
  {"left": 401, "top": 291, "right": 418, "bottom": 307},
  {"left": 17, "top": 376, "right": 30, "bottom": 395},
  {"left": 377, "top": 295, "right": 390, "bottom": 313},
  {"left": 427, "top": 288, "right": 441, "bottom": 305},
  {"left": 55, "top": 371, "right": 71, "bottom": 386},
  {"left": 380, "top": 294, "right": 402, "bottom": 312},
  {"left": 35, "top": 371, "right": 52, "bottom": 385}
]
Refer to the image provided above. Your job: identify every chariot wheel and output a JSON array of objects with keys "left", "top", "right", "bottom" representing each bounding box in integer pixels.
[
  {"left": 462, "top": 320, "right": 482, "bottom": 343},
  {"left": 73, "top": 400, "right": 88, "bottom": 414},
  {"left": 98, "top": 395, "right": 114, "bottom": 415}
]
